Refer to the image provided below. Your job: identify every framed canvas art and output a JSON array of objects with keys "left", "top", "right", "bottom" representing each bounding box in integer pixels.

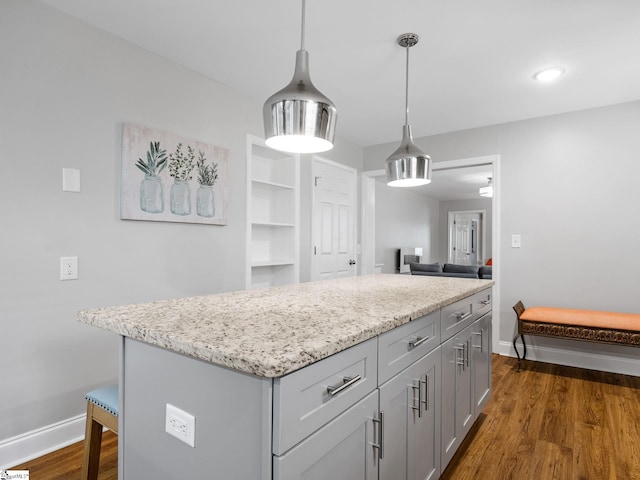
[{"left": 121, "top": 123, "right": 228, "bottom": 225}]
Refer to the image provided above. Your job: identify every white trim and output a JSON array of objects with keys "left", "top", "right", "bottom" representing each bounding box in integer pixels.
[
  {"left": 360, "top": 175, "right": 376, "bottom": 275},
  {"left": 432, "top": 155, "right": 497, "bottom": 170},
  {"left": 0, "top": 414, "right": 85, "bottom": 469},
  {"left": 497, "top": 341, "right": 640, "bottom": 377},
  {"left": 490, "top": 156, "right": 500, "bottom": 353}
]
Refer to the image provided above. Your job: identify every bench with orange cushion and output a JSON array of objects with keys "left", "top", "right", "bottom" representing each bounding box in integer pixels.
[{"left": 512, "top": 301, "right": 640, "bottom": 371}]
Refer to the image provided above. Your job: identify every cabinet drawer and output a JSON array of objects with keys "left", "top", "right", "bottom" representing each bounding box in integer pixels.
[
  {"left": 273, "top": 338, "right": 378, "bottom": 455},
  {"left": 273, "top": 390, "right": 379, "bottom": 480},
  {"left": 441, "top": 289, "right": 491, "bottom": 341},
  {"left": 378, "top": 310, "right": 440, "bottom": 385},
  {"left": 471, "top": 289, "right": 492, "bottom": 319}
]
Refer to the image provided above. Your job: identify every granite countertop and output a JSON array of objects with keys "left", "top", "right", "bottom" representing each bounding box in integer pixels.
[{"left": 78, "top": 274, "right": 493, "bottom": 378}]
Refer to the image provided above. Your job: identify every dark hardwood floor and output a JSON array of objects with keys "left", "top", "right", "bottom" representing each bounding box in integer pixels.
[
  {"left": 10, "top": 430, "right": 117, "bottom": 480},
  {"left": 441, "top": 355, "right": 640, "bottom": 480},
  {"left": 12, "top": 355, "right": 640, "bottom": 479}
]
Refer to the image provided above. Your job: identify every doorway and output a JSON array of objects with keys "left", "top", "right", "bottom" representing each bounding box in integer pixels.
[
  {"left": 361, "top": 154, "right": 500, "bottom": 351},
  {"left": 311, "top": 157, "right": 358, "bottom": 281},
  {"left": 448, "top": 210, "right": 486, "bottom": 265}
]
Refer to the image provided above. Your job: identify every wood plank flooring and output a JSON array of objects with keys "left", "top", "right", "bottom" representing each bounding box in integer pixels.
[
  {"left": 11, "top": 355, "right": 640, "bottom": 479},
  {"left": 440, "top": 355, "right": 640, "bottom": 480},
  {"left": 10, "top": 430, "right": 117, "bottom": 480}
]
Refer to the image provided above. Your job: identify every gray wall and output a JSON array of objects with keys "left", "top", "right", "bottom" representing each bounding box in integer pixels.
[
  {"left": 375, "top": 182, "right": 440, "bottom": 273},
  {"left": 366, "top": 100, "right": 640, "bottom": 369},
  {"left": 0, "top": 0, "right": 360, "bottom": 445},
  {"left": 439, "top": 198, "right": 493, "bottom": 264}
]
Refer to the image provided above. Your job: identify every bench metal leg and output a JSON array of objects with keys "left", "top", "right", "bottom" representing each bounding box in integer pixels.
[{"left": 512, "top": 334, "right": 527, "bottom": 372}]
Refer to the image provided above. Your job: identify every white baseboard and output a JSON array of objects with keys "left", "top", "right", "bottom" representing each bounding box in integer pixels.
[
  {"left": 497, "top": 340, "right": 640, "bottom": 377},
  {"left": 0, "top": 414, "right": 85, "bottom": 470}
]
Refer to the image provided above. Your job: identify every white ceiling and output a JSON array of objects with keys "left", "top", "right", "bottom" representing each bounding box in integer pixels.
[{"left": 39, "top": 0, "right": 640, "bottom": 199}]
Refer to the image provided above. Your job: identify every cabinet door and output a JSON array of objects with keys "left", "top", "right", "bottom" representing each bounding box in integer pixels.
[
  {"left": 273, "top": 390, "right": 379, "bottom": 480},
  {"left": 472, "top": 312, "right": 492, "bottom": 415},
  {"left": 441, "top": 326, "right": 474, "bottom": 468},
  {"left": 379, "top": 347, "right": 441, "bottom": 480},
  {"left": 407, "top": 348, "right": 441, "bottom": 480}
]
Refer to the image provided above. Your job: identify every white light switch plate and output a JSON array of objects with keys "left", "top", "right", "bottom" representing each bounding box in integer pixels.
[
  {"left": 511, "top": 234, "right": 521, "bottom": 248},
  {"left": 62, "top": 168, "right": 81, "bottom": 192}
]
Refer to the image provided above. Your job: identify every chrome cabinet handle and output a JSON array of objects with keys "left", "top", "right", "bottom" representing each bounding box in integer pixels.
[
  {"left": 420, "top": 376, "right": 428, "bottom": 413},
  {"left": 455, "top": 312, "right": 472, "bottom": 322},
  {"left": 411, "top": 380, "right": 422, "bottom": 418},
  {"left": 408, "top": 335, "right": 430, "bottom": 349},
  {"left": 327, "top": 375, "right": 361, "bottom": 396},
  {"left": 455, "top": 345, "right": 465, "bottom": 367},
  {"left": 465, "top": 341, "right": 469, "bottom": 368},
  {"left": 373, "top": 411, "right": 384, "bottom": 459},
  {"left": 472, "top": 330, "right": 483, "bottom": 351},
  {"left": 481, "top": 299, "right": 491, "bottom": 306}
]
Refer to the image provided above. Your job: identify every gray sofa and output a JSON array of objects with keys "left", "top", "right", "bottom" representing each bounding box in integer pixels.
[{"left": 410, "top": 262, "right": 492, "bottom": 279}]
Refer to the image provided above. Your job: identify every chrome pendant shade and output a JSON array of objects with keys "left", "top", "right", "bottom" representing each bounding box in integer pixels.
[
  {"left": 263, "top": 0, "right": 337, "bottom": 154},
  {"left": 385, "top": 33, "right": 432, "bottom": 187}
]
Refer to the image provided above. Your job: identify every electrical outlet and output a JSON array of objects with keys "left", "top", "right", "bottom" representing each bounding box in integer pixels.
[
  {"left": 60, "top": 256, "right": 78, "bottom": 280},
  {"left": 165, "top": 404, "right": 196, "bottom": 447}
]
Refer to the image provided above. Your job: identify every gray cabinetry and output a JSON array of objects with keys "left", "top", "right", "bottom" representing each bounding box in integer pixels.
[
  {"left": 441, "top": 324, "right": 474, "bottom": 468},
  {"left": 441, "top": 289, "right": 492, "bottom": 342},
  {"left": 273, "top": 390, "right": 380, "bottom": 480},
  {"left": 379, "top": 346, "right": 441, "bottom": 480},
  {"left": 473, "top": 312, "right": 492, "bottom": 413},
  {"left": 273, "top": 338, "right": 377, "bottom": 455},
  {"left": 378, "top": 310, "right": 440, "bottom": 385},
  {"left": 441, "top": 307, "right": 493, "bottom": 471}
]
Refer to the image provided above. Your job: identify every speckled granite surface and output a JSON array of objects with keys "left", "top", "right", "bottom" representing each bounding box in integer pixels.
[{"left": 78, "top": 274, "right": 493, "bottom": 378}]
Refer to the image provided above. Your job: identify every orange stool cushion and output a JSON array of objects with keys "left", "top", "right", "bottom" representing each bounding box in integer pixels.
[{"left": 520, "top": 307, "right": 640, "bottom": 332}]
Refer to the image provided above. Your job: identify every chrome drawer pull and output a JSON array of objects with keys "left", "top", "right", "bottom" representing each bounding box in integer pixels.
[
  {"left": 327, "top": 375, "right": 362, "bottom": 396},
  {"left": 481, "top": 299, "right": 491, "bottom": 306},
  {"left": 455, "top": 312, "right": 472, "bottom": 322},
  {"left": 408, "top": 335, "right": 430, "bottom": 349}
]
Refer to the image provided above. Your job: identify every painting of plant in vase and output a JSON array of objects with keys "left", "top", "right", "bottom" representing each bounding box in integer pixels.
[{"left": 121, "top": 123, "right": 228, "bottom": 225}]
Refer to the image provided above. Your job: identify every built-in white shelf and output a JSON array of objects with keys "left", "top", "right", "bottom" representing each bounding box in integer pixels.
[{"left": 246, "top": 135, "right": 300, "bottom": 290}]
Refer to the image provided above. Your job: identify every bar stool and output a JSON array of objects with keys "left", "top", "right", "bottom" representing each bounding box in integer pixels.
[{"left": 81, "top": 384, "right": 119, "bottom": 480}]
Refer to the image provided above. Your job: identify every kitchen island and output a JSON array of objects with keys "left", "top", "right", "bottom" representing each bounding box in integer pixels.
[{"left": 79, "top": 274, "right": 494, "bottom": 479}]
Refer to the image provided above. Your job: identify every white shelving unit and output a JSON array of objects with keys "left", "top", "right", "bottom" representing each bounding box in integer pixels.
[{"left": 246, "top": 135, "right": 300, "bottom": 290}]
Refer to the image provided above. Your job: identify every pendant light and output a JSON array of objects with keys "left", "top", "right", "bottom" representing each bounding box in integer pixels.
[
  {"left": 385, "top": 33, "right": 432, "bottom": 187},
  {"left": 263, "top": 0, "right": 337, "bottom": 154},
  {"left": 479, "top": 177, "right": 493, "bottom": 197}
]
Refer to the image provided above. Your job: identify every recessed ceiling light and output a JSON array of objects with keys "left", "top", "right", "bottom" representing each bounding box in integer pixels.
[{"left": 533, "top": 67, "right": 565, "bottom": 82}]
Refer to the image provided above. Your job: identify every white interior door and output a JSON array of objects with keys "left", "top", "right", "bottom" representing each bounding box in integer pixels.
[
  {"left": 312, "top": 158, "right": 357, "bottom": 281},
  {"left": 449, "top": 212, "right": 482, "bottom": 265}
]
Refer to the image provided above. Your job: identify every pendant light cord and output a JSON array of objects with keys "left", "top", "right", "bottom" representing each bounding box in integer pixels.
[
  {"left": 300, "top": 0, "right": 306, "bottom": 51},
  {"left": 404, "top": 43, "right": 410, "bottom": 125}
]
